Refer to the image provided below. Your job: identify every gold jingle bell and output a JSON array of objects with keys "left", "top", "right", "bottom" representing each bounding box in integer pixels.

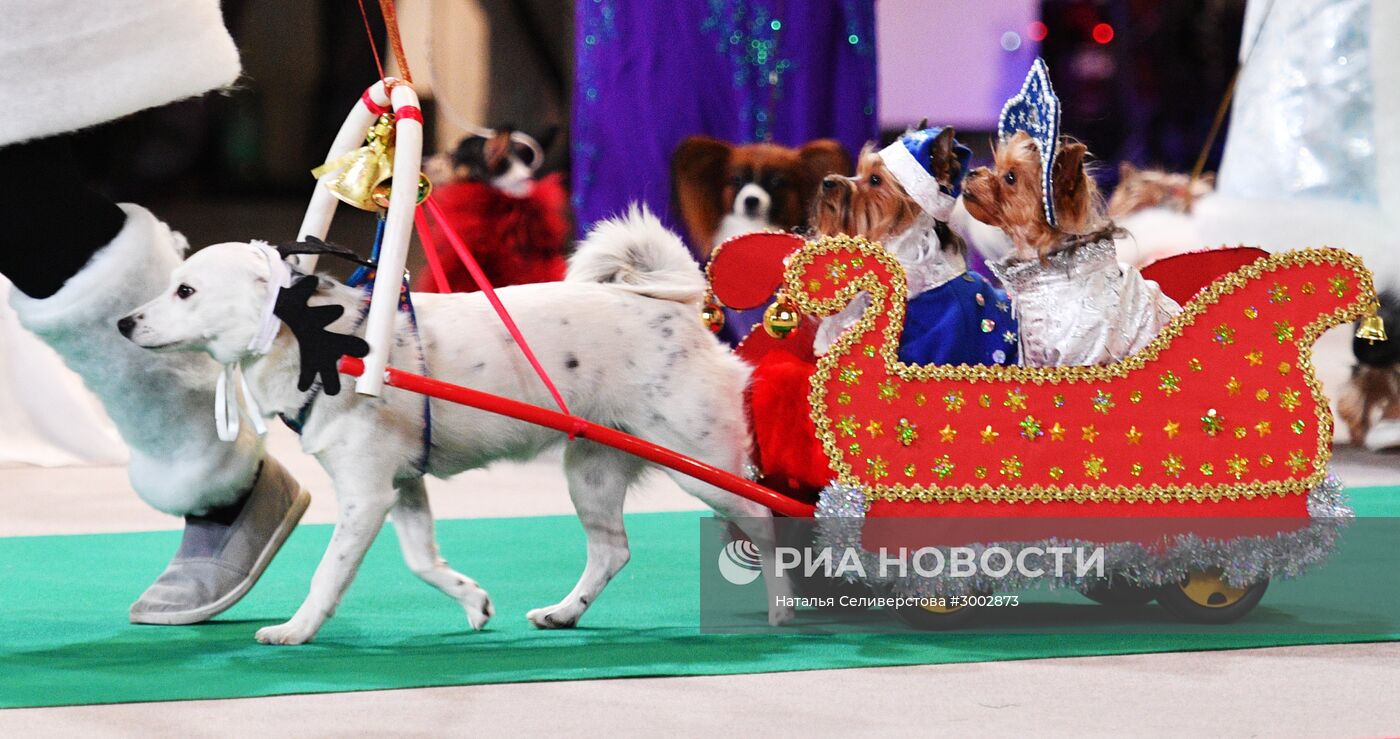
[
  {"left": 370, "top": 173, "right": 434, "bottom": 209},
  {"left": 763, "top": 295, "right": 801, "bottom": 339},
  {"left": 701, "top": 297, "right": 725, "bottom": 334},
  {"left": 1356, "top": 311, "right": 1388, "bottom": 344},
  {"left": 312, "top": 114, "right": 395, "bottom": 211}
]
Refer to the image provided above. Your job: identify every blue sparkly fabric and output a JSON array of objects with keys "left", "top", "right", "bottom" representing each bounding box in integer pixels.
[
  {"left": 572, "top": 0, "right": 878, "bottom": 247},
  {"left": 897, "top": 271, "right": 1019, "bottom": 367}
]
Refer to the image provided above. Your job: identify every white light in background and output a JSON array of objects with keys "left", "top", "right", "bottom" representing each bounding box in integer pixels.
[{"left": 1001, "top": 31, "right": 1022, "bottom": 52}]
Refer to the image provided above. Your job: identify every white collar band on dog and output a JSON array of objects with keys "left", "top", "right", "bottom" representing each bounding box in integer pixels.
[
  {"left": 879, "top": 140, "right": 958, "bottom": 223},
  {"left": 249, "top": 242, "right": 293, "bottom": 355},
  {"left": 213, "top": 243, "right": 293, "bottom": 442}
]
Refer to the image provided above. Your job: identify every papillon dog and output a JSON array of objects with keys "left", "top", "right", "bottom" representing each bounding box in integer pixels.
[{"left": 672, "top": 137, "right": 849, "bottom": 258}]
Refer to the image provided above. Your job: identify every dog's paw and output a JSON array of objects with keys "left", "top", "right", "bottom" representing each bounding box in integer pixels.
[
  {"left": 526, "top": 604, "right": 579, "bottom": 630},
  {"left": 464, "top": 588, "right": 494, "bottom": 631},
  {"left": 255, "top": 621, "right": 317, "bottom": 646},
  {"left": 768, "top": 604, "right": 796, "bottom": 627}
]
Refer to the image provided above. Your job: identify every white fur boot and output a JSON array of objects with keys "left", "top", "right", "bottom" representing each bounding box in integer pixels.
[{"left": 9, "top": 204, "right": 310, "bottom": 623}]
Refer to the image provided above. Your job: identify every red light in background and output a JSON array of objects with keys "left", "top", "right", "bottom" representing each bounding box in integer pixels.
[
  {"left": 1092, "top": 22, "right": 1114, "bottom": 44},
  {"left": 1028, "top": 21, "right": 1048, "bottom": 42}
]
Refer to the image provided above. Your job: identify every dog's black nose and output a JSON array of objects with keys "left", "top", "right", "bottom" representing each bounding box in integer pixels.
[
  {"left": 743, "top": 195, "right": 761, "bottom": 212},
  {"left": 117, "top": 315, "right": 137, "bottom": 338},
  {"left": 821, "top": 176, "right": 839, "bottom": 191}
]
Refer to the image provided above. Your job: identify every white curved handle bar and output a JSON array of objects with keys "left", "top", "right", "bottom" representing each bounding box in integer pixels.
[{"left": 296, "top": 79, "right": 423, "bottom": 397}]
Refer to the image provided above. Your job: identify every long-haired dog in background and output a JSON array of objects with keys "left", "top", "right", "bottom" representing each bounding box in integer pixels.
[
  {"left": 416, "top": 127, "right": 571, "bottom": 294},
  {"left": 1338, "top": 291, "right": 1400, "bottom": 450},
  {"left": 120, "top": 207, "right": 792, "bottom": 645},
  {"left": 1107, "top": 162, "right": 1215, "bottom": 217},
  {"left": 671, "top": 137, "right": 850, "bottom": 258},
  {"left": 1107, "top": 162, "right": 1216, "bottom": 267}
]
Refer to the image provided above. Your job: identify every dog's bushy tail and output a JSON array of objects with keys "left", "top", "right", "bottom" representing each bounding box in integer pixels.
[{"left": 566, "top": 203, "right": 706, "bottom": 304}]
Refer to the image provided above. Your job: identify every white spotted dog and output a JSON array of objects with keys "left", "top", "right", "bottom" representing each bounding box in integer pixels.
[{"left": 120, "top": 205, "right": 794, "bottom": 645}]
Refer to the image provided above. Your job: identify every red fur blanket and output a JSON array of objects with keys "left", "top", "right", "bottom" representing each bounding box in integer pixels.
[{"left": 415, "top": 174, "right": 570, "bottom": 293}]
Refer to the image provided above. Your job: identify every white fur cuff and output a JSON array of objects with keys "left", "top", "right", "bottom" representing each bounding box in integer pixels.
[
  {"left": 879, "top": 141, "right": 957, "bottom": 222},
  {"left": 10, "top": 204, "right": 188, "bottom": 332}
]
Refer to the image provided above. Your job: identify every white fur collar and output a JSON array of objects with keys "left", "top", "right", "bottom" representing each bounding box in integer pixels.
[{"left": 883, "top": 211, "right": 966, "bottom": 297}]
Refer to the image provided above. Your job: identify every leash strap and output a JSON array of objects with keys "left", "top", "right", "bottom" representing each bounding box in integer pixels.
[{"left": 417, "top": 197, "right": 580, "bottom": 437}]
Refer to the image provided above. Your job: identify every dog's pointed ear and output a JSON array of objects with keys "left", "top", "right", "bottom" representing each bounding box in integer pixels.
[
  {"left": 484, "top": 129, "right": 514, "bottom": 171},
  {"left": 928, "top": 127, "right": 964, "bottom": 191},
  {"left": 1119, "top": 160, "right": 1138, "bottom": 181},
  {"left": 932, "top": 127, "right": 956, "bottom": 156},
  {"left": 671, "top": 136, "right": 733, "bottom": 256},
  {"left": 1053, "top": 141, "right": 1089, "bottom": 199},
  {"left": 273, "top": 275, "right": 370, "bottom": 395},
  {"left": 1052, "top": 141, "right": 1091, "bottom": 228}
]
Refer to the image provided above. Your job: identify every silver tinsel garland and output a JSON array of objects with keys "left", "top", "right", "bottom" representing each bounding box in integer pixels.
[{"left": 813, "top": 474, "right": 1351, "bottom": 598}]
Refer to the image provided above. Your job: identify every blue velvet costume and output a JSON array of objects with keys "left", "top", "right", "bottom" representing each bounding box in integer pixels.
[
  {"left": 897, "top": 271, "right": 1018, "bottom": 366},
  {"left": 818, "top": 126, "right": 1020, "bottom": 368}
]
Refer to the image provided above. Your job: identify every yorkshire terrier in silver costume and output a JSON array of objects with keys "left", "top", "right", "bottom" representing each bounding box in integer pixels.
[
  {"left": 963, "top": 131, "right": 1179, "bottom": 367},
  {"left": 963, "top": 60, "right": 1178, "bottom": 368}
]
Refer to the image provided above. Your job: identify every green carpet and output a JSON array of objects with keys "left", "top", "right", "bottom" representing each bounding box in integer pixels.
[{"left": 1, "top": 488, "right": 1398, "bottom": 709}]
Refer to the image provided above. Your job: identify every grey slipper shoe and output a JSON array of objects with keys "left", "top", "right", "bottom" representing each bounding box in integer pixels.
[{"left": 129, "top": 456, "right": 310, "bottom": 625}]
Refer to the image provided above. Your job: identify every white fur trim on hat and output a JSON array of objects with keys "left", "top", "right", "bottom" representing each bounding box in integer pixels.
[
  {"left": 879, "top": 140, "right": 958, "bottom": 222},
  {"left": 1, "top": 0, "right": 241, "bottom": 146}
]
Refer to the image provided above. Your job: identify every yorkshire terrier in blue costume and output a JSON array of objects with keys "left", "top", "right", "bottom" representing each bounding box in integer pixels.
[
  {"left": 749, "top": 125, "right": 1017, "bottom": 492},
  {"left": 813, "top": 125, "right": 1019, "bottom": 366}
]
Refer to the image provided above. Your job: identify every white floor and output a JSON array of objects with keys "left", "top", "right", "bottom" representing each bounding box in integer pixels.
[{"left": 2, "top": 324, "right": 1399, "bottom": 736}]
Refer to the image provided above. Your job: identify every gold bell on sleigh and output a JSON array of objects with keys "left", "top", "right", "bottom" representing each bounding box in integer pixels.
[
  {"left": 312, "top": 114, "right": 395, "bottom": 211},
  {"left": 370, "top": 173, "right": 434, "bottom": 209},
  {"left": 1356, "top": 309, "right": 1388, "bottom": 344},
  {"left": 700, "top": 295, "right": 725, "bottom": 334},
  {"left": 763, "top": 294, "right": 801, "bottom": 339}
]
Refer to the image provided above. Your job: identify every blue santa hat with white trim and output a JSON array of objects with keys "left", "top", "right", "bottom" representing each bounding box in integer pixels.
[{"left": 877, "top": 126, "right": 972, "bottom": 222}]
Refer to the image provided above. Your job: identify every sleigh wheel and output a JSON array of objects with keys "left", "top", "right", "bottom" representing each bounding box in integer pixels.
[
  {"left": 887, "top": 600, "right": 979, "bottom": 631},
  {"left": 1080, "top": 575, "right": 1156, "bottom": 606},
  {"left": 1155, "top": 568, "right": 1268, "bottom": 624}
]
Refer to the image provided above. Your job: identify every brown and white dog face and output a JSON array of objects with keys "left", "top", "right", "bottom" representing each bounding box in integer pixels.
[
  {"left": 423, "top": 127, "right": 554, "bottom": 197},
  {"left": 962, "top": 131, "right": 1103, "bottom": 260},
  {"left": 672, "top": 137, "right": 850, "bottom": 258},
  {"left": 813, "top": 127, "right": 966, "bottom": 245}
]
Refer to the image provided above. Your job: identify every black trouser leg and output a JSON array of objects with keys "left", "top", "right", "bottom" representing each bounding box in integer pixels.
[{"left": 0, "top": 136, "right": 127, "bottom": 299}]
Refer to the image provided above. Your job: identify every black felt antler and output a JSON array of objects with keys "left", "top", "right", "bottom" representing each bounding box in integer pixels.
[
  {"left": 273, "top": 275, "right": 370, "bottom": 395},
  {"left": 276, "top": 236, "right": 375, "bottom": 268}
]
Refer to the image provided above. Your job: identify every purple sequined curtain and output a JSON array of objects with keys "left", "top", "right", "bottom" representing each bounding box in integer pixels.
[{"left": 572, "top": 0, "right": 878, "bottom": 250}]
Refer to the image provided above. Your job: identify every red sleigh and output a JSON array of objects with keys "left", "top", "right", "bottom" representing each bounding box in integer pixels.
[
  {"left": 704, "top": 231, "right": 1375, "bottom": 626},
  {"left": 707, "top": 232, "right": 1375, "bottom": 514}
]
